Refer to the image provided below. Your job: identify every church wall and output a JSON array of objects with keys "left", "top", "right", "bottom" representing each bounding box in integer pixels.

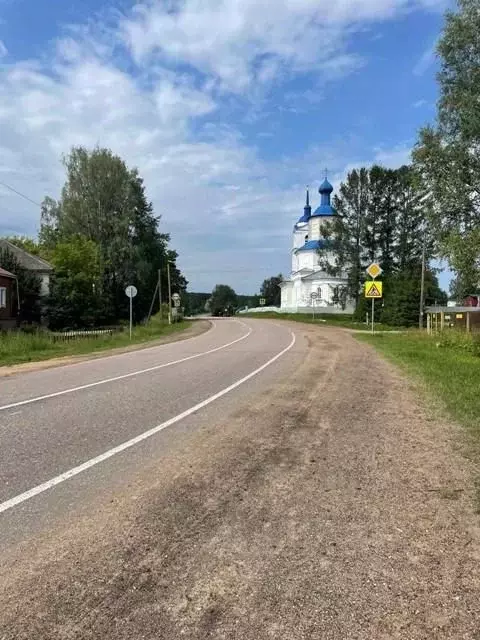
[
  {"left": 309, "top": 216, "right": 322, "bottom": 241},
  {"left": 297, "top": 250, "right": 318, "bottom": 271},
  {"left": 293, "top": 226, "right": 308, "bottom": 250}
]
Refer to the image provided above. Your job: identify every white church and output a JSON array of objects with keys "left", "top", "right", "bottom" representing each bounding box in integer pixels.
[{"left": 280, "top": 177, "right": 354, "bottom": 313}]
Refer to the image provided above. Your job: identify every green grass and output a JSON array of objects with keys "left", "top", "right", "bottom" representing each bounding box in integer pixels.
[
  {"left": 0, "top": 315, "right": 192, "bottom": 367},
  {"left": 242, "top": 311, "right": 395, "bottom": 331},
  {"left": 357, "top": 330, "right": 480, "bottom": 443}
]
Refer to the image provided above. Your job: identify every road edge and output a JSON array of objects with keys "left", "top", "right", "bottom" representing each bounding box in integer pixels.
[{"left": 0, "top": 319, "right": 213, "bottom": 379}]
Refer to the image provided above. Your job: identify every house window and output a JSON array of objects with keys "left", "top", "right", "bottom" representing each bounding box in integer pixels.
[{"left": 0, "top": 287, "right": 6, "bottom": 308}]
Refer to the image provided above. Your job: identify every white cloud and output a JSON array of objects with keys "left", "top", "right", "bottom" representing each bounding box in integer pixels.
[
  {"left": 413, "top": 98, "right": 427, "bottom": 108},
  {"left": 0, "top": 0, "right": 441, "bottom": 292},
  {"left": 122, "top": 0, "right": 443, "bottom": 92},
  {"left": 413, "top": 41, "right": 437, "bottom": 76},
  {"left": 0, "top": 40, "right": 7, "bottom": 57}
]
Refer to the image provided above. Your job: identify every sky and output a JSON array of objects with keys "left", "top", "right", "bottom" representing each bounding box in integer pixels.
[{"left": 0, "top": 0, "right": 449, "bottom": 294}]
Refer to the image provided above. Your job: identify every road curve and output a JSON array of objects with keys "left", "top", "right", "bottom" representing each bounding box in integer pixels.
[{"left": 0, "top": 318, "right": 304, "bottom": 548}]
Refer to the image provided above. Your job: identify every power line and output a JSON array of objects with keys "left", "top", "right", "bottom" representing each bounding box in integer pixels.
[{"left": 0, "top": 181, "right": 42, "bottom": 208}]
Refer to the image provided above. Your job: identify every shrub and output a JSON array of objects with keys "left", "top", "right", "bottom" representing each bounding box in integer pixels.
[{"left": 438, "top": 329, "right": 480, "bottom": 356}]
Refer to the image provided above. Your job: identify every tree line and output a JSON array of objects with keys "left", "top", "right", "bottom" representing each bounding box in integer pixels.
[
  {"left": 319, "top": 165, "right": 445, "bottom": 326},
  {"left": 317, "top": 0, "right": 479, "bottom": 325},
  {"left": 1, "top": 147, "right": 186, "bottom": 329},
  {"left": 413, "top": 0, "right": 480, "bottom": 301}
]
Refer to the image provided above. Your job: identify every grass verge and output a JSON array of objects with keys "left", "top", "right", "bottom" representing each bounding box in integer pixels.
[
  {"left": 0, "top": 315, "right": 192, "bottom": 367},
  {"left": 242, "top": 311, "right": 395, "bottom": 331},
  {"left": 357, "top": 331, "right": 480, "bottom": 461}
]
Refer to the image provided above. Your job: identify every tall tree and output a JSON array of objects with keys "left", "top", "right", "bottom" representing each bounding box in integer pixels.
[
  {"left": 260, "top": 274, "right": 283, "bottom": 306},
  {"left": 320, "top": 164, "right": 441, "bottom": 325},
  {"left": 208, "top": 284, "right": 237, "bottom": 316},
  {"left": 46, "top": 236, "right": 102, "bottom": 330},
  {"left": 413, "top": 0, "right": 480, "bottom": 299},
  {"left": 40, "top": 147, "right": 186, "bottom": 326},
  {"left": 319, "top": 168, "right": 369, "bottom": 307}
]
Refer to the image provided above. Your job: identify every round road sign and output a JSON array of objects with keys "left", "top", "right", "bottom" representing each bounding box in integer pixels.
[{"left": 125, "top": 285, "right": 138, "bottom": 299}]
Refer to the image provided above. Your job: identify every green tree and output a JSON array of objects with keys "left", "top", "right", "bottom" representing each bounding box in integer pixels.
[
  {"left": 208, "top": 284, "right": 238, "bottom": 316},
  {"left": 0, "top": 247, "right": 42, "bottom": 324},
  {"left": 413, "top": 0, "right": 480, "bottom": 299},
  {"left": 320, "top": 164, "right": 443, "bottom": 324},
  {"left": 260, "top": 274, "right": 283, "bottom": 306},
  {"left": 46, "top": 237, "right": 102, "bottom": 330},
  {"left": 381, "top": 268, "right": 447, "bottom": 327},
  {"left": 40, "top": 146, "right": 187, "bottom": 327},
  {"left": 319, "top": 168, "right": 370, "bottom": 307}
]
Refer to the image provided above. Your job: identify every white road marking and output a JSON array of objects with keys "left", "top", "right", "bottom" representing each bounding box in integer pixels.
[
  {"left": 0, "top": 322, "right": 252, "bottom": 413},
  {"left": 0, "top": 330, "right": 296, "bottom": 514}
]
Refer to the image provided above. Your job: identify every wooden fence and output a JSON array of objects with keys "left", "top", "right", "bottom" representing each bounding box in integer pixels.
[{"left": 50, "top": 328, "right": 123, "bottom": 342}]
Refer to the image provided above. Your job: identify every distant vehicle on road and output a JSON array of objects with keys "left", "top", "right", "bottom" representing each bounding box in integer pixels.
[{"left": 213, "top": 305, "right": 235, "bottom": 317}]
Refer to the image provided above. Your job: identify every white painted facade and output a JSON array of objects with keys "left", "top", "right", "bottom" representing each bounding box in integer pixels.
[{"left": 280, "top": 181, "right": 353, "bottom": 313}]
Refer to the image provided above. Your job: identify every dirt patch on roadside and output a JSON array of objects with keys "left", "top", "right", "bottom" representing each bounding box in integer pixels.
[
  {"left": 0, "top": 320, "right": 211, "bottom": 378},
  {"left": 1, "top": 325, "right": 479, "bottom": 638}
]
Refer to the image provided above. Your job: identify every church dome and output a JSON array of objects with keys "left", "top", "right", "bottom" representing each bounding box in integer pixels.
[
  {"left": 319, "top": 178, "right": 333, "bottom": 194},
  {"left": 312, "top": 174, "right": 335, "bottom": 217}
]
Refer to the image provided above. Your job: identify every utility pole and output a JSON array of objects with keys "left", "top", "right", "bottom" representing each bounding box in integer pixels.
[
  {"left": 419, "top": 230, "right": 426, "bottom": 330},
  {"left": 167, "top": 260, "right": 172, "bottom": 325},
  {"left": 158, "top": 268, "right": 163, "bottom": 321}
]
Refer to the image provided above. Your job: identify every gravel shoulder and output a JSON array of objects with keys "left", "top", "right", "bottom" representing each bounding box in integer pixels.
[{"left": 1, "top": 324, "right": 479, "bottom": 639}]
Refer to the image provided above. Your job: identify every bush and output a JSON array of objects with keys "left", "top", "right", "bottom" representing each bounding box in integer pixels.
[{"left": 437, "top": 329, "right": 480, "bottom": 356}]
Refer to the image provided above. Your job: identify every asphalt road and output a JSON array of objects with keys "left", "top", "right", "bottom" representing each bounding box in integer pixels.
[
  {"left": 0, "top": 317, "right": 303, "bottom": 548},
  {"left": 1, "top": 319, "right": 479, "bottom": 639}
]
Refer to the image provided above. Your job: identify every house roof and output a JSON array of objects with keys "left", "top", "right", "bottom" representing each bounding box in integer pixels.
[
  {"left": 0, "top": 239, "right": 53, "bottom": 272},
  {"left": 0, "top": 267, "right": 16, "bottom": 278}
]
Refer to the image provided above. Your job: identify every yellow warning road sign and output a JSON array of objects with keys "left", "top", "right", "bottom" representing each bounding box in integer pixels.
[{"left": 365, "top": 281, "right": 383, "bottom": 298}]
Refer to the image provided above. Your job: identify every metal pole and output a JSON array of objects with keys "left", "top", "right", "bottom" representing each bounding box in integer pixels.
[
  {"left": 158, "top": 268, "right": 163, "bottom": 320},
  {"left": 419, "top": 231, "right": 426, "bottom": 329},
  {"left": 167, "top": 261, "right": 172, "bottom": 325},
  {"left": 129, "top": 295, "right": 133, "bottom": 339},
  {"left": 371, "top": 298, "right": 375, "bottom": 335},
  {"left": 146, "top": 280, "right": 159, "bottom": 324}
]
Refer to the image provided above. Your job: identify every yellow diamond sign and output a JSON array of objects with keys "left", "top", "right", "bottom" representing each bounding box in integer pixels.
[
  {"left": 366, "top": 262, "right": 382, "bottom": 279},
  {"left": 365, "top": 281, "right": 383, "bottom": 298}
]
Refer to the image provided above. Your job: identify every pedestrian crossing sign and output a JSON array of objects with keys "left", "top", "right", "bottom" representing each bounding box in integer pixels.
[{"left": 365, "top": 281, "right": 383, "bottom": 298}]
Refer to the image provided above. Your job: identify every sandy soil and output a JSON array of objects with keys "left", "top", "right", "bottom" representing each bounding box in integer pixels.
[
  {"left": 0, "top": 320, "right": 211, "bottom": 378},
  {"left": 1, "top": 324, "right": 479, "bottom": 638}
]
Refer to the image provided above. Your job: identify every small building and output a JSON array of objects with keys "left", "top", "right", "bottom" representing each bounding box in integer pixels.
[
  {"left": 0, "top": 239, "right": 53, "bottom": 296},
  {"left": 463, "top": 294, "right": 480, "bottom": 308},
  {"left": 426, "top": 305, "right": 480, "bottom": 333},
  {"left": 0, "top": 267, "right": 17, "bottom": 329}
]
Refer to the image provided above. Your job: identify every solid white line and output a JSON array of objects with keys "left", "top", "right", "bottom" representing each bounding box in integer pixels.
[
  {"left": 0, "top": 330, "right": 296, "bottom": 514},
  {"left": 0, "top": 322, "right": 252, "bottom": 413}
]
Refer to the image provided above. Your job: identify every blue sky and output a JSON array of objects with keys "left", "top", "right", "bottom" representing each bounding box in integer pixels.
[{"left": 0, "top": 0, "right": 449, "bottom": 293}]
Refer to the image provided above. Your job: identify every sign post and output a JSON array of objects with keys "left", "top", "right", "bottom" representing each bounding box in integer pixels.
[
  {"left": 125, "top": 285, "right": 138, "bottom": 339},
  {"left": 310, "top": 291, "right": 318, "bottom": 320},
  {"left": 365, "top": 263, "right": 383, "bottom": 335},
  {"left": 171, "top": 292, "right": 181, "bottom": 322}
]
